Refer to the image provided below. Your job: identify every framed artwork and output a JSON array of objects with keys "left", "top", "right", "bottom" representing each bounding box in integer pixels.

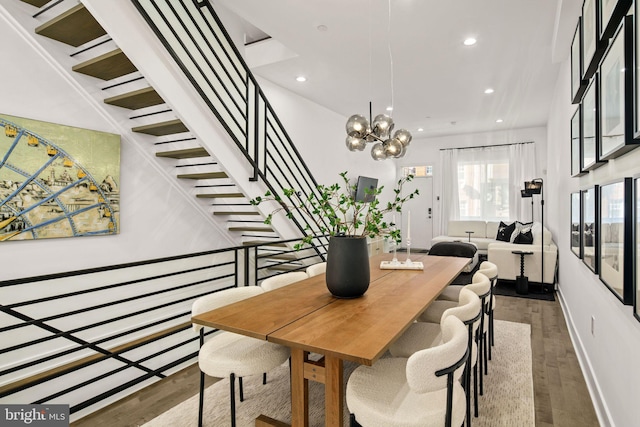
[
  {"left": 635, "top": 0, "right": 640, "bottom": 138},
  {"left": 572, "top": 18, "right": 588, "bottom": 104},
  {"left": 581, "top": 77, "right": 606, "bottom": 171},
  {"left": 598, "top": 15, "right": 637, "bottom": 161},
  {"left": 0, "top": 113, "right": 120, "bottom": 241},
  {"left": 571, "top": 105, "right": 586, "bottom": 177},
  {"left": 582, "top": 186, "right": 599, "bottom": 272},
  {"left": 583, "top": 0, "right": 608, "bottom": 80},
  {"left": 600, "top": 0, "right": 633, "bottom": 40},
  {"left": 635, "top": 176, "right": 640, "bottom": 321},
  {"left": 599, "top": 178, "right": 633, "bottom": 304},
  {"left": 571, "top": 192, "right": 582, "bottom": 258}
]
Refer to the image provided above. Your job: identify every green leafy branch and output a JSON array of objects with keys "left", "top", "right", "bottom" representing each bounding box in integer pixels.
[{"left": 250, "top": 172, "right": 419, "bottom": 249}]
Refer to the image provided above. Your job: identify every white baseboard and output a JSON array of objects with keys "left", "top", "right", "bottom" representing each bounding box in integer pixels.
[{"left": 556, "top": 289, "right": 613, "bottom": 427}]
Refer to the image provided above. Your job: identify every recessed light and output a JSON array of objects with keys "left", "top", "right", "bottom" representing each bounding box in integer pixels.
[
  {"left": 495, "top": 119, "right": 503, "bottom": 123},
  {"left": 417, "top": 128, "right": 424, "bottom": 132},
  {"left": 296, "top": 76, "right": 307, "bottom": 82},
  {"left": 484, "top": 88, "right": 494, "bottom": 94},
  {"left": 463, "top": 37, "right": 477, "bottom": 46},
  {"left": 386, "top": 106, "right": 393, "bottom": 111}
]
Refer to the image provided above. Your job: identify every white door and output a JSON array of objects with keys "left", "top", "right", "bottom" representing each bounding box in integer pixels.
[{"left": 400, "top": 174, "right": 434, "bottom": 251}]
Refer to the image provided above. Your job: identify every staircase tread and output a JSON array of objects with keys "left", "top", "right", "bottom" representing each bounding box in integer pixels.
[
  {"left": 21, "top": 0, "right": 50, "bottom": 7},
  {"left": 131, "top": 119, "right": 189, "bottom": 136},
  {"left": 267, "top": 265, "right": 306, "bottom": 272},
  {"left": 156, "top": 147, "right": 210, "bottom": 159},
  {"left": 72, "top": 48, "right": 137, "bottom": 81},
  {"left": 178, "top": 172, "right": 228, "bottom": 180},
  {"left": 257, "top": 253, "right": 298, "bottom": 260},
  {"left": 35, "top": 4, "right": 106, "bottom": 47},
  {"left": 243, "top": 241, "right": 288, "bottom": 247},
  {"left": 104, "top": 87, "right": 165, "bottom": 110},
  {"left": 196, "top": 193, "right": 245, "bottom": 198},
  {"left": 228, "top": 226, "right": 274, "bottom": 232},
  {"left": 213, "top": 211, "right": 260, "bottom": 216}
]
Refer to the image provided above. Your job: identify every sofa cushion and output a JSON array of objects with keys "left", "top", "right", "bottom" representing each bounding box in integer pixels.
[
  {"left": 448, "top": 220, "right": 487, "bottom": 238},
  {"left": 496, "top": 221, "right": 517, "bottom": 242},
  {"left": 486, "top": 221, "right": 500, "bottom": 239}
]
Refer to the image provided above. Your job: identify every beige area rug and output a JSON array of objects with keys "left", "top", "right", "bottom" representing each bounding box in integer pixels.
[{"left": 143, "top": 320, "right": 533, "bottom": 427}]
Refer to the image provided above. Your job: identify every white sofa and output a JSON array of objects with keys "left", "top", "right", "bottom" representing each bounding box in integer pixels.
[
  {"left": 431, "top": 220, "right": 500, "bottom": 255},
  {"left": 432, "top": 220, "right": 558, "bottom": 285}
]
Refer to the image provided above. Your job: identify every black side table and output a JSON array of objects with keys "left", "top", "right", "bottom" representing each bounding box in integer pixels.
[
  {"left": 512, "top": 250, "right": 533, "bottom": 295},
  {"left": 465, "top": 231, "right": 474, "bottom": 242}
]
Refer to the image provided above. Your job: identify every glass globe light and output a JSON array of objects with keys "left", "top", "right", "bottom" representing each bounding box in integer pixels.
[
  {"left": 393, "top": 129, "right": 412, "bottom": 147},
  {"left": 346, "top": 114, "right": 370, "bottom": 138},
  {"left": 371, "top": 142, "right": 387, "bottom": 160},
  {"left": 384, "top": 138, "right": 403, "bottom": 157},
  {"left": 372, "top": 114, "right": 394, "bottom": 139},
  {"left": 346, "top": 135, "right": 366, "bottom": 151}
]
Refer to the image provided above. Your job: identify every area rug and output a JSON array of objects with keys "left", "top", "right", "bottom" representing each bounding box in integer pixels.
[{"left": 142, "top": 320, "right": 533, "bottom": 427}]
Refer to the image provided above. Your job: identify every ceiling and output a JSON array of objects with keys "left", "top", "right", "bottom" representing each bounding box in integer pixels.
[{"left": 217, "top": 0, "right": 581, "bottom": 139}]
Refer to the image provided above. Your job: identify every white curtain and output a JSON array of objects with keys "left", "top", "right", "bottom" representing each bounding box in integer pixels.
[
  {"left": 439, "top": 142, "right": 536, "bottom": 223},
  {"left": 439, "top": 149, "right": 459, "bottom": 234},
  {"left": 508, "top": 142, "right": 537, "bottom": 222}
]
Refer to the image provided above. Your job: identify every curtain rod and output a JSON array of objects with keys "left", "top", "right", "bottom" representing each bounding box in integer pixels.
[{"left": 439, "top": 141, "right": 534, "bottom": 151}]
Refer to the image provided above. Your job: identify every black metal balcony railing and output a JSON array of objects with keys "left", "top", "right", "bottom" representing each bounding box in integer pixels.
[
  {"left": 131, "top": 0, "right": 331, "bottom": 254},
  {"left": 0, "top": 238, "right": 320, "bottom": 416}
]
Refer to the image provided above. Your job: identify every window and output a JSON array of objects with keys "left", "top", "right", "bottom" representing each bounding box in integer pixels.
[
  {"left": 440, "top": 142, "right": 536, "bottom": 225},
  {"left": 456, "top": 148, "right": 509, "bottom": 220},
  {"left": 402, "top": 165, "right": 432, "bottom": 177}
]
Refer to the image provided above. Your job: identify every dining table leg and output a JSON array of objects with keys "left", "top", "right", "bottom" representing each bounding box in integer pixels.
[
  {"left": 291, "top": 348, "right": 309, "bottom": 427},
  {"left": 325, "top": 355, "right": 344, "bottom": 427}
]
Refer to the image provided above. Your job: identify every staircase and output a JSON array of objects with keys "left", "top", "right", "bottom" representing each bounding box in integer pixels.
[{"left": 22, "top": 0, "right": 282, "bottom": 246}]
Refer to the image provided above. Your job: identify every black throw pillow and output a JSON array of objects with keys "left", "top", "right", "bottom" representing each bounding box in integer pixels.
[
  {"left": 514, "top": 229, "right": 534, "bottom": 244},
  {"left": 513, "top": 221, "right": 534, "bottom": 244},
  {"left": 496, "top": 221, "right": 516, "bottom": 242}
]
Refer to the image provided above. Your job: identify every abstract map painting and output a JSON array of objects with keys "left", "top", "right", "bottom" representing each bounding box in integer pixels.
[{"left": 0, "top": 113, "right": 120, "bottom": 241}]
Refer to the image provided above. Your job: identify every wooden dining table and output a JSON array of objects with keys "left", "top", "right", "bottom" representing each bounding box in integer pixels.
[{"left": 191, "top": 253, "right": 469, "bottom": 427}]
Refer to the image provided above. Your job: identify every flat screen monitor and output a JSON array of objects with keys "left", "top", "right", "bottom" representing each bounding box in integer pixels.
[{"left": 355, "top": 176, "right": 378, "bottom": 203}]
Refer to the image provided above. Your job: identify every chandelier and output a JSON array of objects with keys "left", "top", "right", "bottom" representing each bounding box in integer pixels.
[{"left": 345, "top": 107, "right": 412, "bottom": 160}]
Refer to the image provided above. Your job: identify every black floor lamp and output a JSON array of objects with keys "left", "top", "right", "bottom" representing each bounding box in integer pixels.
[{"left": 524, "top": 179, "right": 544, "bottom": 287}]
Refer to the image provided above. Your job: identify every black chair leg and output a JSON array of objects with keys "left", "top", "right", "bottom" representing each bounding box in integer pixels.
[
  {"left": 478, "top": 333, "right": 483, "bottom": 396},
  {"left": 473, "top": 362, "right": 479, "bottom": 418},
  {"left": 239, "top": 376, "right": 244, "bottom": 402},
  {"left": 263, "top": 372, "right": 267, "bottom": 385},
  {"left": 198, "top": 370, "right": 205, "bottom": 427},
  {"left": 483, "top": 332, "right": 488, "bottom": 376},
  {"left": 230, "top": 373, "right": 236, "bottom": 427},
  {"left": 465, "top": 362, "right": 472, "bottom": 427}
]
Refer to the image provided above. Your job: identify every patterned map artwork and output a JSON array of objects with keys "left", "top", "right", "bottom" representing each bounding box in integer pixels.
[{"left": 0, "top": 113, "right": 120, "bottom": 241}]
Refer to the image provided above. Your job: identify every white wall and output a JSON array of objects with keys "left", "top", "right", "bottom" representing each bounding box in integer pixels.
[
  {"left": 547, "top": 55, "right": 640, "bottom": 426},
  {"left": 0, "top": 5, "right": 231, "bottom": 281}
]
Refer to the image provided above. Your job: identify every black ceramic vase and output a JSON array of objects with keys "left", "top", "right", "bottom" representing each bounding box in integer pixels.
[{"left": 325, "top": 235, "right": 370, "bottom": 298}]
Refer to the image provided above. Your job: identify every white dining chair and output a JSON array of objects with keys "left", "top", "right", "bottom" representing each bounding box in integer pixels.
[
  {"left": 260, "top": 271, "right": 309, "bottom": 291},
  {"left": 192, "top": 286, "right": 290, "bottom": 427},
  {"left": 390, "top": 288, "right": 482, "bottom": 425},
  {"left": 305, "top": 262, "right": 327, "bottom": 277},
  {"left": 347, "top": 315, "right": 469, "bottom": 427}
]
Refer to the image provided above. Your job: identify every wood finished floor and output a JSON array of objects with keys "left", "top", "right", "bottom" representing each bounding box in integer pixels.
[{"left": 71, "top": 294, "right": 599, "bottom": 427}]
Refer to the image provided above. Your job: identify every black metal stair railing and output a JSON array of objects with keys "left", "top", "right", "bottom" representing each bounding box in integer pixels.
[{"left": 130, "top": 0, "right": 330, "bottom": 256}]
